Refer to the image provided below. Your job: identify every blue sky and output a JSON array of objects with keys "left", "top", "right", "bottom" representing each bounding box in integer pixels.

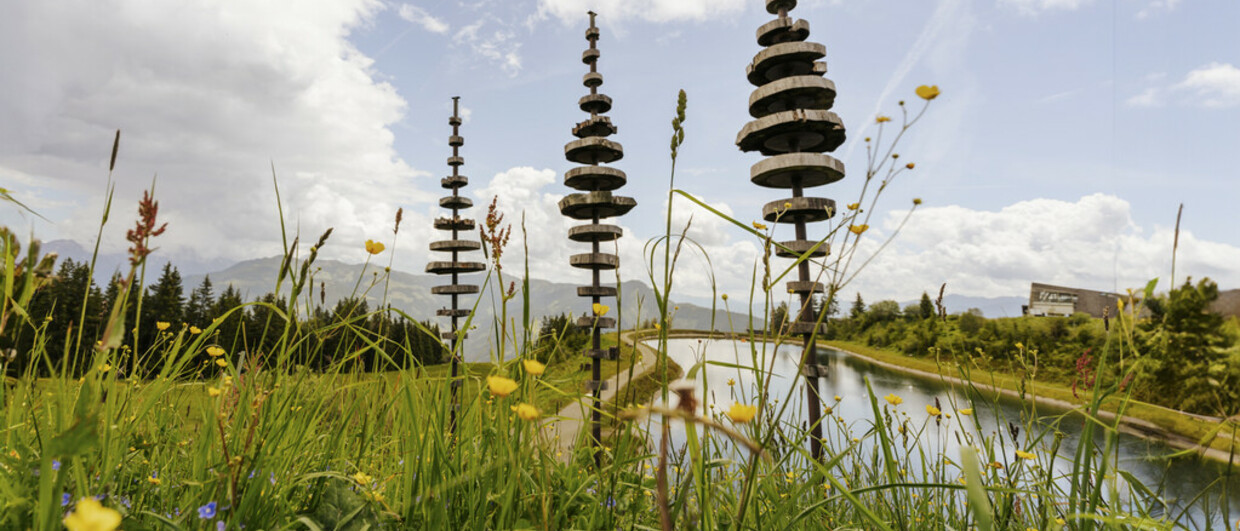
[{"left": 0, "top": 0, "right": 1236, "bottom": 305}]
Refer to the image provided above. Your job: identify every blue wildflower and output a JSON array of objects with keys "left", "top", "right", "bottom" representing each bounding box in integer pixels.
[
  {"left": 198, "top": 501, "right": 217, "bottom": 519},
  {"left": 52, "top": 460, "right": 61, "bottom": 471},
  {"left": 217, "top": 521, "right": 226, "bottom": 531},
  {"left": 61, "top": 493, "right": 72, "bottom": 506}
]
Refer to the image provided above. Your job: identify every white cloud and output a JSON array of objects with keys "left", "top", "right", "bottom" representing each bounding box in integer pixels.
[
  {"left": 848, "top": 194, "right": 1240, "bottom": 301},
  {"left": 1127, "top": 63, "right": 1240, "bottom": 108},
  {"left": 537, "top": 0, "right": 747, "bottom": 24},
  {"left": 0, "top": 0, "right": 434, "bottom": 267},
  {"left": 1125, "top": 87, "right": 1162, "bottom": 107},
  {"left": 398, "top": 3, "right": 450, "bottom": 34},
  {"left": 475, "top": 166, "right": 761, "bottom": 301},
  {"left": 453, "top": 20, "right": 523, "bottom": 76},
  {"left": 1173, "top": 62, "right": 1240, "bottom": 108},
  {"left": 1137, "top": 0, "right": 1182, "bottom": 18},
  {"left": 998, "top": 0, "right": 1092, "bottom": 15}
]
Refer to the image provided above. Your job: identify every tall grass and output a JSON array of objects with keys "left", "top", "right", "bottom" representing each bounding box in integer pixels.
[{"left": 0, "top": 92, "right": 1230, "bottom": 531}]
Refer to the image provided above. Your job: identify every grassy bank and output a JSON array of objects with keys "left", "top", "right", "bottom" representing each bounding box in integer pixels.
[{"left": 825, "top": 339, "right": 1239, "bottom": 460}]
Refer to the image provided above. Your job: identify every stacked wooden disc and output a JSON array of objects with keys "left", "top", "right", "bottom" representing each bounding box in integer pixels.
[
  {"left": 428, "top": 96, "right": 485, "bottom": 435},
  {"left": 736, "top": 0, "right": 847, "bottom": 461},
  {"left": 557, "top": 11, "right": 636, "bottom": 461}
]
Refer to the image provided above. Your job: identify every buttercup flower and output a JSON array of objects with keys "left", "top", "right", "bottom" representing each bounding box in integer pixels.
[
  {"left": 884, "top": 393, "right": 903, "bottom": 406},
  {"left": 365, "top": 239, "right": 385, "bottom": 255},
  {"left": 959, "top": 408, "right": 973, "bottom": 416},
  {"left": 926, "top": 405, "right": 941, "bottom": 416},
  {"left": 486, "top": 376, "right": 519, "bottom": 398},
  {"left": 915, "top": 85, "right": 941, "bottom": 101},
  {"left": 876, "top": 115, "right": 892, "bottom": 123},
  {"left": 206, "top": 346, "right": 225, "bottom": 357},
  {"left": 207, "top": 387, "right": 221, "bottom": 397},
  {"left": 147, "top": 472, "right": 161, "bottom": 485},
  {"left": 512, "top": 403, "right": 540, "bottom": 421},
  {"left": 847, "top": 203, "right": 860, "bottom": 210},
  {"left": 522, "top": 359, "right": 546, "bottom": 376},
  {"left": 189, "top": 326, "right": 202, "bottom": 335},
  {"left": 726, "top": 403, "right": 758, "bottom": 423},
  {"left": 1015, "top": 450, "right": 1036, "bottom": 460},
  {"left": 156, "top": 322, "right": 170, "bottom": 331},
  {"left": 352, "top": 472, "right": 373, "bottom": 485},
  {"left": 592, "top": 303, "right": 610, "bottom": 317},
  {"left": 850, "top": 225, "right": 870, "bottom": 235},
  {"left": 63, "top": 497, "right": 122, "bottom": 531},
  {"left": 752, "top": 221, "right": 768, "bottom": 231},
  {"left": 726, "top": 378, "right": 735, "bottom": 386}
]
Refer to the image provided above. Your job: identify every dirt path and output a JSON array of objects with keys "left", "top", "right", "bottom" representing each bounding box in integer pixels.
[{"left": 544, "top": 331, "right": 657, "bottom": 460}]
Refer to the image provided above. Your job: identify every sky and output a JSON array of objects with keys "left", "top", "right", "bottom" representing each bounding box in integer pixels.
[{"left": 1, "top": 0, "right": 1237, "bottom": 308}]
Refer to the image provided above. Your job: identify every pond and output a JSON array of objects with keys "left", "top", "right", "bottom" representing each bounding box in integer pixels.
[{"left": 645, "top": 337, "right": 1240, "bottom": 528}]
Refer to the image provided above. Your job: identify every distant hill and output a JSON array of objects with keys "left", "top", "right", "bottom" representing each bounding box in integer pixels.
[
  {"left": 1212, "top": 289, "right": 1240, "bottom": 317},
  {"left": 183, "top": 257, "right": 745, "bottom": 361},
  {"left": 897, "top": 294, "right": 1027, "bottom": 318}
]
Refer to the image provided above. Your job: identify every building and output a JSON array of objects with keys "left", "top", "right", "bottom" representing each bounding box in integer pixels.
[{"left": 1024, "top": 282, "right": 1122, "bottom": 318}]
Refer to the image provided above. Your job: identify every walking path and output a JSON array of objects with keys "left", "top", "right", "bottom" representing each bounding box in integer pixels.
[{"left": 545, "top": 331, "right": 657, "bottom": 461}]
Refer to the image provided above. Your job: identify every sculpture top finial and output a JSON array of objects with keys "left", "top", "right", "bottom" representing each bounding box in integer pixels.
[{"left": 588, "top": 11, "right": 597, "bottom": 26}]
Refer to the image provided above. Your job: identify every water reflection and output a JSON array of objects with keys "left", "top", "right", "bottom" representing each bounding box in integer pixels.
[{"left": 646, "top": 338, "right": 1240, "bottom": 528}]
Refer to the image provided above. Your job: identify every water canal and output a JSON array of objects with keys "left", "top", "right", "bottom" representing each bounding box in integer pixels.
[{"left": 645, "top": 337, "right": 1239, "bottom": 528}]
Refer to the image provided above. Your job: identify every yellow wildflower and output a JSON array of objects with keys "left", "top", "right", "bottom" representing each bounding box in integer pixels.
[
  {"left": 208, "top": 387, "right": 222, "bottom": 397},
  {"left": 365, "top": 239, "right": 385, "bottom": 255},
  {"left": 846, "top": 202, "right": 860, "bottom": 210},
  {"left": 486, "top": 376, "right": 519, "bottom": 398},
  {"left": 884, "top": 393, "right": 903, "bottom": 406},
  {"left": 592, "top": 303, "right": 610, "bottom": 316},
  {"left": 147, "top": 475, "right": 161, "bottom": 485},
  {"left": 849, "top": 224, "right": 869, "bottom": 235},
  {"left": 990, "top": 461, "right": 1004, "bottom": 469},
  {"left": 206, "top": 346, "right": 226, "bottom": 357},
  {"left": 752, "top": 221, "right": 768, "bottom": 231},
  {"left": 522, "top": 359, "right": 546, "bottom": 376},
  {"left": 833, "top": 395, "right": 841, "bottom": 402},
  {"left": 726, "top": 378, "right": 735, "bottom": 386},
  {"left": 366, "top": 490, "right": 385, "bottom": 503},
  {"left": 915, "top": 85, "right": 941, "bottom": 101},
  {"left": 215, "top": 359, "right": 227, "bottom": 368},
  {"left": 926, "top": 405, "right": 941, "bottom": 416},
  {"left": 959, "top": 408, "right": 973, "bottom": 416},
  {"left": 63, "top": 497, "right": 122, "bottom": 531},
  {"left": 1015, "top": 450, "right": 1036, "bottom": 460},
  {"left": 352, "top": 471, "right": 373, "bottom": 485},
  {"left": 189, "top": 326, "right": 202, "bottom": 335},
  {"left": 876, "top": 115, "right": 892, "bottom": 123},
  {"left": 512, "top": 403, "right": 540, "bottom": 421},
  {"left": 156, "top": 321, "right": 170, "bottom": 331},
  {"left": 726, "top": 403, "right": 758, "bottom": 424}
]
